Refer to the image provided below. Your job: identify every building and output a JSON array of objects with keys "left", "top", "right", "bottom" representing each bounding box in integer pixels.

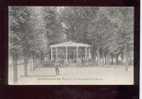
[{"left": 50, "top": 41, "right": 91, "bottom": 64}]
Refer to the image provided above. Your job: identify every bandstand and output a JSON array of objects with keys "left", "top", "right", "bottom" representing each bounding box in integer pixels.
[{"left": 50, "top": 41, "right": 91, "bottom": 64}]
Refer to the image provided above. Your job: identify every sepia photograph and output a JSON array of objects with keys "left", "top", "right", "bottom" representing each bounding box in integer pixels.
[{"left": 8, "top": 6, "right": 134, "bottom": 85}]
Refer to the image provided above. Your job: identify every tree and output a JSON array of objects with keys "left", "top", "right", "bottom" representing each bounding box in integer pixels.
[
  {"left": 87, "top": 7, "right": 133, "bottom": 65},
  {"left": 87, "top": 9, "right": 117, "bottom": 64},
  {"left": 43, "top": 7, "right": 65, "bottom": 44},
  {"left": 9, "top": 6, "right": 33, "bottom": 81},
  {"left": 60, "top": 7, "right": 99, "bottom": 42}
]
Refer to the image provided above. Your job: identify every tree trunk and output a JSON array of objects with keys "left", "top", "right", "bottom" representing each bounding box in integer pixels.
[
  {"left": 13, "top": 55, "right": 18, "bottom": 83},
  {"left": 40, "top": 52, "right": 44, "bottom": 66},
  {"left": 120, "top": 52, "right": 123, "bottom": 65},
  {"left": 96, "top": 49, "right": 100, "bottom": 65},
  {"left": 124, "top": 50, "right": 129, "bottom": 66},
  {"left": 91, "top": 41, "right": 96, "bottom": 60},
  {"left": 115, "top": 54, "right": 119, "bottom": 65},
  {"left": 107, "top": 54, "right": 111, "bottom": 65},
  {"left": 24, "top": 56, "right": 28, "bottom": 77},
  {"left": 33, "top": 55, "right": 36, "bottom": 70},
  {"left": 123, "top": 47, "right": 129, "bottom": 71},
  {"left": 32, "top": 55, "right": 35, "bottom": 71},
  {"left": 102, "top": 55, "right": 105, "bottom": 65},
  {"left": 104, "top": 55, "right": 107, "bottom": 65},
  {"left": 111, "top": 54, "right": 113, "bottom": 65}
]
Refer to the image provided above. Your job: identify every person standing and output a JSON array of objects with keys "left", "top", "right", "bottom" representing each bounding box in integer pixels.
[{"left": 55, "top": 64, "right": 60, "bottom": 75}]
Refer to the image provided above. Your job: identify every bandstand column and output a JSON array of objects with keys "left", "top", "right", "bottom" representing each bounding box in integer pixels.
[
  {"left": 88, "top": 47, "right": 91, "bottom": 59},
  {"left": 85, "top": 47, "right": 88, "bottom": 60},
  {"left": 76, "top": 47, "right": 79, "bottom": 62},
  {"left": 51, "top": 47, "right": 53, "bottom": 61},
  {"left": 65, "top": 47, "right": 68, "bottom": 63},
  {"left": 56, "top": 47, "right": 58, "bottom": 62}
]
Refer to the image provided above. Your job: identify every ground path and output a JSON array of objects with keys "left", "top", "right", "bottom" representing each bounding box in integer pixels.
[{"left": 9, "top": 65, "right": 133, "bottom": 85}]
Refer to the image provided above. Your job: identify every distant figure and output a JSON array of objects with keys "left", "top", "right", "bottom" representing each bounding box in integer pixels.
[{"left": 55, "top": 64, "right": 60, "bottom": 75}]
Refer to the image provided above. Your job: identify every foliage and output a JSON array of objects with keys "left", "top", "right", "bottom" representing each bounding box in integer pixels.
[{"left": 9, "top": 7, "right": 134, "bottom": 65}]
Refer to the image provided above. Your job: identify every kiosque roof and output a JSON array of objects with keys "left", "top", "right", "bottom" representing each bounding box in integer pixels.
[{"left": 50, "top": 41, "right": 91, "bottom": 48}]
